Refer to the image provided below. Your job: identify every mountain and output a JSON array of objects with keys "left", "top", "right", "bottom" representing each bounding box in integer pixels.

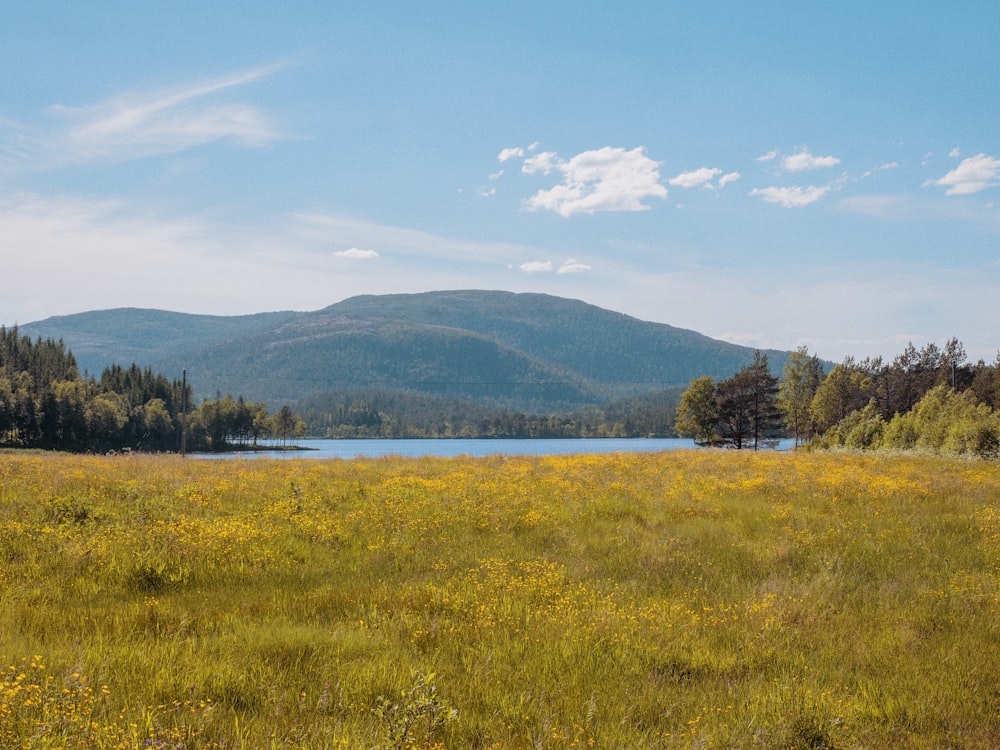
[
  {"left": 18, "top": 307, "right": 303, "bottom": 377},
  {"left": 19, "top": 290, "right": 792, "bottom": 411}
]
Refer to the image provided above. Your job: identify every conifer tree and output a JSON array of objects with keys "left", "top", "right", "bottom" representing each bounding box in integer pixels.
[{"left": 716, "top": 351, "right": 781, "bottom": 450}]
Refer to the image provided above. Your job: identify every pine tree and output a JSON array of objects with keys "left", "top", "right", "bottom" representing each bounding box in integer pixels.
[{"left": 716, "top": 351, "right": 781, "bottom": 450}]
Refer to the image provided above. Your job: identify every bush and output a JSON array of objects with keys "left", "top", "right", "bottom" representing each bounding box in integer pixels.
[
  {"left": 845, "top": 385, "right": 1000, "bottom": 458},
  {"left": 840, "top": 400, "right": 885, "bottom": 449}
]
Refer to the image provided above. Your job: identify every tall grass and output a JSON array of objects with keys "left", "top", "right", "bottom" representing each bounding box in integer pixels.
[{"left": 2, "top": 449, "right": 999, "bottom": 747}]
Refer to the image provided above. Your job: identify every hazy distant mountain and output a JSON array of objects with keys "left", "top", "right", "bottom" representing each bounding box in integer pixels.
[
  {"left": 20, "top": 291, "right": 791, "bottom": 411},
  {"left": 18, "top": 307, "right": 303, "bottom": 378}
]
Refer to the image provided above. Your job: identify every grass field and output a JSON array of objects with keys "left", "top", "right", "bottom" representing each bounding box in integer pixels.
[{"left": 2, "top": 449, "right": 1000, "bottom": 748}]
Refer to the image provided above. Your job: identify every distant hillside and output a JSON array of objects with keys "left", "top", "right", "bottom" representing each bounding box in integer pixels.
[
  {"left": 20, "top": 291, "right": 792, "bottom": 412},
  {"left": 19, "top": 307, "right": 303, "bottom": 377},
  {"left": 323, "top": 292, "right": 773, "bottom": 388}
]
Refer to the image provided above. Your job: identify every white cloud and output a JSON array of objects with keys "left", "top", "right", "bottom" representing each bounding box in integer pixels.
[
  {"left": 669, "top": 167, "right": 721, "bottom": 189},
  {"left": 0, "top": 193, "right": 302, "bottom": 321},
  {"left": 837, "top": 194, "right": 905, "bottom": 218},
  {"left": 757, "top": 150, "right": 778, "bottom": 162},
  {"left": 949, "top": 147, "right": 962, "bottom": 158},
  {"left": 488, "top": 169, "right": 504, "bottom": 180},
  {"left": 519, "top": 260, "right": 553, "bottom": 273},
  {"left": 521, "top": 151, "right": 560, "bottom": 175},
  {"left": 557, "top": 258, "right": 591, "bottom": 274},
  {"left": 749, "top": 185, "right": 830, "bottom": 207},
  {"left": 839, "top": 191, "right": 1000, "bottom": 228},
  {"left": 498, "top": 147, "right": 525, "bottom": 162},
  {"left": 60, "top": 67, "right": 281, "bottom": 158},
  {"left": 668, "top": 167, "right": 740, "bottom": 190},
  {"left": 860, "top": 162, "right": 899, "bottom": 179},
  {"left": 295, "top": 212, "right": 545, "bottom": 266},
  {"left": 335, "top": 247, "right": 379, "bottom": 259},
  {"left": 781, "top": 149, "right": 841, "bottom": 172},
  {"left": 2, "top": 64, "right": 285, "bottom": 171},
  {"left": 523, "top": 146, "right": 667, "bottom": 216},
  {"left": 718, "top": 171, "right": 741, "bottom": 187},
  {"left": 1, "top": 196, "right": 566, "bottom": 325},
  {"left": 7, "top": 193, "right": 1000, "bottom": 368},
  {"left": 933, "top": 153, "right": 1000, "bottom": 195}
]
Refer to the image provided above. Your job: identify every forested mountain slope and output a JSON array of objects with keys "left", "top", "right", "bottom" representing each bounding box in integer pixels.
[
  {"left": 322, "top": 291, "right": 782, "bottom": 388},
  {"left": 20, "top": 308, "right": 303, "bottom": 377},
  {"left": 20, "top": 291, "right": 790, "bottom": 411}
]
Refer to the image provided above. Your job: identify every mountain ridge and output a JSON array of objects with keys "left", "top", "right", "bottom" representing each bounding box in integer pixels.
[{"left": 18, "top": 290, "right": 794, "bottom": 411}]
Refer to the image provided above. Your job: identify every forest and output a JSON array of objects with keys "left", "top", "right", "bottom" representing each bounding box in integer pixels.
[
  {"left": 6, "top": 320, "right": 1000, "bottom": 455},
  {"left": 294, "top": 387, "right": 682, "bottom": 439},
  {"left": 676, "top": 337, "right": 1000, "bottom": 457},
  {"left": 0, "top": 327, "right": 302, "bottom": 452},
  {"left": 20, "top": 292, "right": 788, "bottom": 413}
]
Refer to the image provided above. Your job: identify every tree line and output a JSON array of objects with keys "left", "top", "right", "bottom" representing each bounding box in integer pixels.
[
  {"left": 0, "top": 327, "right": 302, "bottom": 453},
  {"left": 11, "top": 319, "right": 997, "bottom": 456},
  {"left": 674, "top": 351, "right": 787, "bottom": 450},
  {"left": 295, "top": 388, "right": 683, "bottom": 440},
  {"left": 676, "top": 338, "right": 1000, "bottom": 457}
]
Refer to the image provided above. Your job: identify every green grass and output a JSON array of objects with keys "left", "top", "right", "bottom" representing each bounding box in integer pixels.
[{"left": 2, "top": 450, "right": 1000, "bottom": 748}]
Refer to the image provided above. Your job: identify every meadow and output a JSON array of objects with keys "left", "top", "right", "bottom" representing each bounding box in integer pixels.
[{"left": 1, "top": 450, "right": 999, "bottom": 749}]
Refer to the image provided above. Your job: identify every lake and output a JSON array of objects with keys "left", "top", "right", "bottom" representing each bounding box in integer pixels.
[{"left": 193, "top": 437, "right": 795, "bottom": 460}]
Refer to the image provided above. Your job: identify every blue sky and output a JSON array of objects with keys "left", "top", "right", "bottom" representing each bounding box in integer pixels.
[{"left": 2, "top": 2, "right": 999, "bottom": 363}]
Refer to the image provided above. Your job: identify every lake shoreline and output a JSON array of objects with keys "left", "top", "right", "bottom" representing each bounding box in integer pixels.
[{"left": 192, "top": 436, "right": 796, "bottom": 460}]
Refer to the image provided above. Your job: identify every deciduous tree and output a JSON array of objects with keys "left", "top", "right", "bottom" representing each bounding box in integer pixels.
[
  {"left": 675, "top": 375, "right": 719, "bottom": 446},
  {"left": 810, "top": 363, "right": 871, "bottom": 433},
  {"left": 777, "top": 346, "right": 824, "bottom": 445}
]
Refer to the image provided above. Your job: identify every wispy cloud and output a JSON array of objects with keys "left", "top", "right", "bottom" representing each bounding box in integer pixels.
[
  {"left": 521, "top": 151, "right": 560, "bottom": 175},
  {"left": 669, "top": 166, "right": 740, "bottom": 190},
  {"left": 781, "top": 148, "right": 841, "bottom": 172},
  {"left": 497, "top": 142, "right": 540, "bottom": 163},
  {"left": 860, "top": 161, "right": 899, "bottom": 179},
  {"left": 839, "top": 192, "right": 1000, "bottom": 229},
  {"left": 335, "top": 247, "right": 379, "bottom": 259},
  {"left": 1, "top": 64, "right": 286, "bottom": 171},
  {"left": 498, "top": 147, "right": 525, "bottom": 162},
  {"left": 295, "top": 212, "right": 544, "bottom": 265},
  {"left": 0, "top": 193, "right": 297, "bottom": 320},
  {"left": 749, "top": 185, "right": 830, "bottom": 207},
  {"left": 932, "top": 153, "right": 1000, "bottom": 195},
  {"left": 718, "top": 171, "right": 741, "bottom": 187},
  {"left": 515, "top": 257, "right": 591, "bottom": 274},
  {"left": 837, "top": 194, "right": 906, "bottom": 218},
  {"left": 669, "top": 167, "right": 721, "bottom": 189},
  {"left": 0, "top": 194, "right": 611, "bottom": 325},
  {"left": 557, "top": 258, "right": 592, "bottom": 274},
  {"left": 519, "top": 260, "right": 553, "bottom": 273},
  {"left": 518, "top": 146, "right": 667, "bottom": 216}
]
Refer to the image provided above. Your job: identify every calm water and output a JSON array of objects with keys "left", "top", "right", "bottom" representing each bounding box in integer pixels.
[{"left": 193, "top": 437, "right": 794, "bottom": 460}]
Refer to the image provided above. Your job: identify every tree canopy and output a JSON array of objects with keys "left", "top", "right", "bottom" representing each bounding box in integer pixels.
[
  {"left": 0, "top": 326, "right": 299, "bottom": 453},
  {"left": 676, "top": 337, "right": 1000, "bottom": 459},
  {"left": 9, "top": 319, "right": 1000, "bottom": 459},
  {"left": 676, "top": 352, "right": 782, "bottom": 450}
]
